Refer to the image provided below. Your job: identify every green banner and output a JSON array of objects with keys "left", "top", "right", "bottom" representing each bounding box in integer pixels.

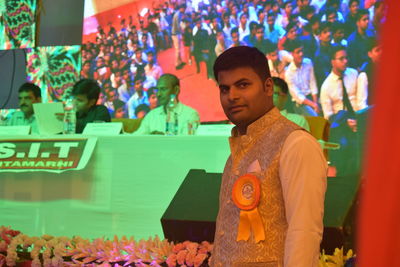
[{"left": 0, "top": 137, "right": 97, "bottom": 173}]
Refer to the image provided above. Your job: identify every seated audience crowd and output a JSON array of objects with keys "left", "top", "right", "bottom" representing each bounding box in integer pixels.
[{"left": 1, "top": 0, "right": 384, "bottom": 175}]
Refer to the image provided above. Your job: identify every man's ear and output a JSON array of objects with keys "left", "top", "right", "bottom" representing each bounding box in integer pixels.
[
  {"left": 88, "top": 98, "right": 97, "bottom": 107},
  {"left": 174, "top": 85, "right": 180, "bottom": 95},
  {"left": 264, "top": 77, "right": 273, "bottom": 96}
]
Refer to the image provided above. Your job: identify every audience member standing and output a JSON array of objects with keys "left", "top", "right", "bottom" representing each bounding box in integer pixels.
[{"left": 171, "top": 4, "right": 186, "bottom": 70}]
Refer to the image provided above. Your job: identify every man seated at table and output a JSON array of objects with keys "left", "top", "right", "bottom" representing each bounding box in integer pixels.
[
  {"left": 272, "top": 77, "right": 310, "bottom": 131},
  {"left": 1, "top": 82, "right": 42, "bottom": 134},
  {"left": 71, "top": 79, "right": 111, "bottom": 133},
  {"left": 133, "top": 73, "right": 200, "bottom": 135}
]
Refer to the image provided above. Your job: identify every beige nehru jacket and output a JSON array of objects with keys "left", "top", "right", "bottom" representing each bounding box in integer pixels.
[{"left": 212, "top": 107, "right": 327, "bottom": 267}]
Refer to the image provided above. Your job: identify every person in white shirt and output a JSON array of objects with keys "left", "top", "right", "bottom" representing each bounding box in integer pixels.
[
  {"left": 144, "top": 51, "right": 163, "bottom": 80},
  {"left": 272, "top": 76, "right": 310, "bottom": 131},
  {"left": 127, "top": 76, "right": 149, "bottom": 119},
  {"left": 211, "top": 45, "right": 326, "bottom": 267},
  {"left": 320, "top": 45, "right": 368, "bottom": 121},
  {"left": 238, "top": 13, "right": 250, "bottom": 42},
  {"left": 3, "top": 83, "right": 42, "bottom": 134},
  {"left": 266, "top": 43, "right": 293, "bottom": 80},
  {"left": 285, "top": 38, "right": 320, "bottom": 116},
  {"left": 133, "top": 73, "right": 200, "bottom": 135},
  {"left": 320, "top": 45, "right": 367, "bottom": 175}
]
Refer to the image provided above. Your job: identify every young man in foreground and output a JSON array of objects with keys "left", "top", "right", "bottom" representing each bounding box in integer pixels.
[{"left": 211, "top": 46, "right": 327, "bottom": 267}]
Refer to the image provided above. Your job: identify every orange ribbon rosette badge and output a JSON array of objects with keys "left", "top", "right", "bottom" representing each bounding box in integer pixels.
[{"left": 232, "top": 173, "right": 265, "bottom": 243}]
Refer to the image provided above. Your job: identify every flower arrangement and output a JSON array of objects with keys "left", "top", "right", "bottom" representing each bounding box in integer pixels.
[{"left": 1, "top": 226, "right": 354, "bottom": 267}]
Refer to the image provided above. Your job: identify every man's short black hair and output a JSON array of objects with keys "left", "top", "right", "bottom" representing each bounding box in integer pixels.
[
  {"left": 267, "top": 10, "right": 276, "bottom": 18},
  {"left": 255, "top": 23, "right": 265, "bottom": 31},
  {"left": 266, "top": 42, "right": 278, "bottom": 54},
  {"left": 147, "top": 87, "right": 158, "bottom": 96},
  {"left": 18, "top": 82, "right": 41, "bottom": 98},
  {"left": 159, "top": 73, "right": 180, "bottom": 87},
  {"left": 331, "top": 21, "right": 345, "bottom": 33},
  {"left": 349, "top": 0, "right": 360, "bottom": 6},
  {"left": 272, "top": 77, "right": 289, "bottom": 94},
  {"left": 356, "top": 8, "right": 369, "bottom": 21},
  {"left": 285, "top": 38, "right": 303, "bottom": 52},
  {"left": 330, "top": 45, "right": 347, "bottom": 60},
  {"left": 325, "top": 6, "right": 337, "bottom": 18},
  {"left": 249, "top": 21, "right": 258, "bottom": 30},
  {"left": 286, "top": 21, "right": 297, "bottom": 32},
  {"left": 319, "top": 21, "right": 332, "bottom": 33},
  {"left": 230, "top": 27, "right": 239, "bottom": 35},
  {"left": 71, "top": 79, "right": 101, "bottom": 101},
  {"left": 135, "top": 104, "right": 150, "bottom": 117},
  {"left": 213, "top": 46, "right": 271, "bottom": 82}
]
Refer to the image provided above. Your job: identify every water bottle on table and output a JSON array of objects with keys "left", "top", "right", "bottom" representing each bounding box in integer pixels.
[
  {"left": 63, "top": 98, "right": 76, "bottom": 134},
  {"left": 165, "top": 94, "right": 178, "bottom": 135}
]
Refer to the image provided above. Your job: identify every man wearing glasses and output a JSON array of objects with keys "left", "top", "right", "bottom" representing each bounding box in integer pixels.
[{"left": 320, "top": 45, "right": 368, "bottom": 175}]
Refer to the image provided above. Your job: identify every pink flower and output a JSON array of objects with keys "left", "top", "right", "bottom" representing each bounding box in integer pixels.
[
  {"left": 193, "top": 253, "right": 208, "bottom": 267},
  {"left": 166, "top": 254, "right": 177, "bottom": 267},
  {"left": 185, "top": 252, "right": 196, "bottom": 266},
  {"left": 176, "top": 250, "right": 188, "bottom": 265},
  {"left": 172, "top": 243, "right": 184, "bottom": 253}
]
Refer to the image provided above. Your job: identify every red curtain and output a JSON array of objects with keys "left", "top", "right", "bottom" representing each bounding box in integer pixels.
[{"left": 357, "top": 0, "right": 400, "bottom": 266}]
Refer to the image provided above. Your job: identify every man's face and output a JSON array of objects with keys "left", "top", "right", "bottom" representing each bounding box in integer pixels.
[
  {"left": 331, "top": 50, "right": 348, "bottom": 73},
  {"left": 97, "top": 58, "right": 105, "bottom": 68},
  {"left": 82, "top": 62, "right": 91, "bottom": 73},
  {"left": 267, "top": 15, "right": 275, "bottom": 26},
  {"left": 327, "top": 13, "right": 337, "bottom": 23},
  {"left": 267, "top": 50, "right": 278, "bottom": 62},
  {"left": 273, "top": 84, "right": 288, "bottom": 110},
  {"left": 285, "top": 3, "right": 293, "bottom": 14},
  {"left": 134, "top": 80, "right": 143, "bottom": 91},
  {"left": 115, "top": 107, "right": 126, "bottom": 118},
  {"left": 319, "top": 28, "right": 332, "bottom": 43},
  {"left": 287, "top": 26, "right": 298, "bottom": 40},
  {"left": 311, "top": 21, "right": 320, "bottom": 34},
  {"left": 350, "top": 1, "right": 359, "bottom": 15},
  {"left": 240, "top": 14, "right": 247, "bottom": 25},
  {"left": 73, "top": 94, "right": 96, "bottom": 113},
  {"left": 115, "top": 47, "right": 122, "bottom": 56},
  {"left": 223, "top": 15, "right": 229, "bottom": 24},
  {"left": 255, "top": 27, "right": 264, "bottom": 40},
  {"left": 368, "top": 46, "right": 382, "bottom": 63},
  {"left": 149, "top": 93, "right": 158, "bottom": 109},
  {"left": 333, "top": 29, "right": 345, "bottom": 42},
  {"left": 218, "top": 67, "right": 273, "bottom": 130},
  {"left": 232, "top": 32, "right": 239, "bottom": 44},
  {"left": 217, "top": 32, "right": 224, "bottom": 41},
  {"left": 156, "top": 77, "right": 179, "bottom": 107},
  {"left": 357, "top": 14, "right": 370, "bottom": 31},
  {"left": 259, "top": 12, "right": 265, "bottom": 21},
  {"left": 136, "top": 51, "right": 142, "bottom": 61},
  {"left": 250, "top": 24, "right": 258, "bottom": 35},
  {"left": 18, "top": 91, "right": 41, "bottom": 117},
  {"left": 106, "top": 90, "right": 116, "bottom": 101},
  {"left": 112, "top": 60, "right": 119, "bottom": 69},
  {"left": 147, "top": 53, "right": 154, "bottom": 64},
  {"left": 292, "top": 47, "right": 304, "bottom": 65}
]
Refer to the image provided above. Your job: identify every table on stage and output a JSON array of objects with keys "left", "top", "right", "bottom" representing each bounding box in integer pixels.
[{"left": 0, "top": 135, "right": 231, "bottom": 240}]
